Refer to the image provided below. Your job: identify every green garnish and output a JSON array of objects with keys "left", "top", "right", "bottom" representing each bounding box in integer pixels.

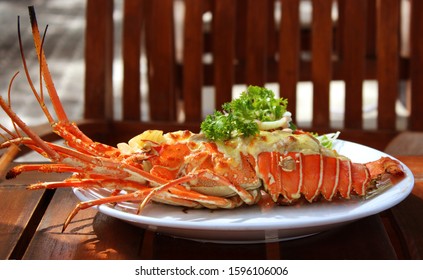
[
  {"left": 200, "top": 86, "right": 290, "bottom": 141},
  {"left": 314, "top": 132, "right": 340, "bottom": 149}
]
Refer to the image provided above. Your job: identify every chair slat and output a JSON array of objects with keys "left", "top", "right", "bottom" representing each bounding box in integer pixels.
[
  {"left": 311, "top": 0, "right": 333, "bottom": 128},
  {"left": 340, "top": 0, "right": 367, "bottom": 129},
  {"left": 84, "top": 0, "right": 114, "bottom": 120},
  {"left": 183, "top": 0, "right": 204, "bottom": 122},
  {"left": 81, "top": 0, "right": 423, "bottom": 151},
  {"left": 234, "top": 0, "right": 247, "bottom": 78},
  {"left": 245, "top": 0, "right": 269, "bottom": 86},
  {"left": 365, "top": 0, "right": 377, "bottom": 59},
  {"left": 122, "top": 0, "right": 144, "bottom": 121},
  {"left": 266, "top": 0, "right": 278, "bottom": 62},
  {"left": 212, "top": 0, "right": 236, "bottom": 109},
  {"left": 409, "top": 0, "right": 423, "bottom": 130},
  {"left": 279, "top": 0, "right": 300, "bottom": 121},
  {"left": 376, "top": 0, "right": 400, "bottom": 130},
  {"left": 145, "top": 0, "right": 176, "bottom": 121}
]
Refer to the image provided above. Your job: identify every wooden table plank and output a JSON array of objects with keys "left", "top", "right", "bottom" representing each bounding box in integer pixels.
[
  {"left": 5, "top": 155, "right": 421, "bottom": 260},
  {"left": 389, "top": 193, "right": 423, "bottom": 259},
  {"left": 0, "top": 163, "right": 62, "bottom": 260},
  {"left": 0, "top": 185, "right": 45, "bottom": 259},
  {"left": 151, "top": 233, "right": 267, "bottom": 259},
  {"left": 278, "top": 215, "right": 397, "bottom": 259},
  {"left": 386, "top": 156, "right": 423, "bottom": 259},
  {"left": 22, "top": 187, "right": 270, "bottom": 260},
  {"left": 147, "top": 214, "right": 396, "bottom": 259},
  {"left": 23, "top": 188, "right": 146, "bottom": 260}
]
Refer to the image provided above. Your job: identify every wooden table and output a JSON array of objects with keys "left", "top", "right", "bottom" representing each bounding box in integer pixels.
[{"left": 1, "top": 156, "right": 422, "bottom": 260}]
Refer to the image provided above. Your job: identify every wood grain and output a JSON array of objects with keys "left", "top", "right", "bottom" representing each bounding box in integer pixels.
[
  {"left": 84, "top": 0, "right": 114, "bottom": 120},
  {"left": 388, "top": 156, "right": 423, "bottom": 259},
  {"left": 0, "top": 185, "right": 45, "bottom": 259},
  {"left": 311, "top": 0, "right": 333, "bottom": 128},
  {"left": 23, "top": 188, "right": 145, "bottom": 260}
]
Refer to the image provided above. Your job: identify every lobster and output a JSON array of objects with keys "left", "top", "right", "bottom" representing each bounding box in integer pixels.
[{"left": 0, "top": 7, "right": 405, "bottom": 232}]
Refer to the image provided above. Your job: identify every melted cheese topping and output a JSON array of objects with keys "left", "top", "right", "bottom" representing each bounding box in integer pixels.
[
  {"left": 211, "top": 131, "right": 338, "bottom": 163},
  {"left": 122, "top": 129, "right": 341, "bottom": 166}
]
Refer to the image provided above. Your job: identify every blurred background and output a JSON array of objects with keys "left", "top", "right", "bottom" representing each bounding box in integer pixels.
[
  {"left": 0, "top": 0, "right": 86, "bottom": 129},
  {"left": 0, "top": 0, "right": 412, "bottom": 134}
]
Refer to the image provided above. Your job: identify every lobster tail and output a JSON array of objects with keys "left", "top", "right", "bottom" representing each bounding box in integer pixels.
[
  {"left": 366, "top": 157, "right": 405, "bottom": 178},
  {"left": 257, "top": 152, "right": 403, "bottom": 203}
]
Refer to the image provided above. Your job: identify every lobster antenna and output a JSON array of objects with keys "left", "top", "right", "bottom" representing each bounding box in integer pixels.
[
  {"left": 7, "top": 71, "right": 23, "bottom": 139},
  {"left": 0, "top": 95, "right": 60, "bottom": 161},
  {"left": 38, "top": 24, "right": 49, "bottom": 104},
  {"left": 17, "top": 15, "right": 54, "bottom": 124},
  {"left": 0, "top": 124, "right": 16, "bottom": 141},
  {"left": 28, "top": 5, "right": 68, "bottom": 122}
]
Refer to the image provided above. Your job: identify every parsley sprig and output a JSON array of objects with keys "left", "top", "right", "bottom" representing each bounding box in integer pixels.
[{"left": 200, "top": 86, "right": 290, "bottom": 141}]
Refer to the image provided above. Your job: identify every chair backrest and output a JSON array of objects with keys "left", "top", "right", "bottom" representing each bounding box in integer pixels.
[{"left": 84, "top": 0, "right": 423, "bottom": 150}]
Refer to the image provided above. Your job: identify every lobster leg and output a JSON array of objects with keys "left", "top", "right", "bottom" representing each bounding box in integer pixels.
[
  {"left": 6, "top": 163, "right": 82, "bottom": 179},
  {"left": 61, "top": 189, "right": 198, "bottom": 232},
  {"left": 2, "top": 135, "right": 167, "bottom": 189},
  {"left": 61, "top": 179, "right": 250, "bottom": 232},
  {"left": 139, "top": 169, "right": 260, "bottom": 211},
  {"left": 0, "top": 98, "right": 61, "bottom": 162},
  {"left": 2, "top": 117, "right": 222, "bottom": 214},
  {"left": 0, "top": 138, "right": 129, "bottom": 181},
  {"left": 52, "top": 123, "right": 120, "bottom": 158},
  {"left": 27, "top": 178, "right": 151, "bottom": 191},
  {"left": 166, "top": 185, "right": 247, "bottom": 209}
]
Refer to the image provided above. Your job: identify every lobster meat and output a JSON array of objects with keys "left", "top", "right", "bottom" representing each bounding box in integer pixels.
[{"left": 0, "top": 7, "right": 405, "bottom": 232}]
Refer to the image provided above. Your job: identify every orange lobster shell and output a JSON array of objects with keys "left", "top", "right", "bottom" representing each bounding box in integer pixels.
[{"left": 115, "top": 129, "right": 405, "bottom": 208}]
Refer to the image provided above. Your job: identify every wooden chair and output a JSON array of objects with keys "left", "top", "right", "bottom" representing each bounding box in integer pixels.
[
  {"left": 385, "top": 131, "right": 423, "bottom": 155},
  {"left": 81, "top": 0, "right": 423, "bottom": 151},
  {"left": 3, "top": 0, "right": 422, "bottom": 259}
]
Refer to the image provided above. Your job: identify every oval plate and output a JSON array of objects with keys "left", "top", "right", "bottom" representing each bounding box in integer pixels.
[{"left": 73, "top": 140, "right": 414, "bottom": 243}]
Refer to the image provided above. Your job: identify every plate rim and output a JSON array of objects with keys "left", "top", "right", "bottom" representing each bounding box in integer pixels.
[
  {"left": 73, "top": 139, "right": 414, "bottom": 243},
  {"left": 72, "top": 139, "right": 415, "bottom": 235}
]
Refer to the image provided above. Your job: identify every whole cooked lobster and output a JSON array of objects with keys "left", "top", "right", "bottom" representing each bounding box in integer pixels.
[{"left": 0, "top": 7, "right": 404, "bottom": 232}]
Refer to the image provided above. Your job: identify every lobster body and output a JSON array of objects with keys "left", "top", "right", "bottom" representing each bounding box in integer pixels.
[{"left": 115, "top": 129, "right": 404, "bottom": 208}]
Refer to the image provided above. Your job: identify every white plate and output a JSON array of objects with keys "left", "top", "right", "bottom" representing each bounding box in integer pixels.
[{"left": 73, "top": 140, "right": 414, "bottom": 243}]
